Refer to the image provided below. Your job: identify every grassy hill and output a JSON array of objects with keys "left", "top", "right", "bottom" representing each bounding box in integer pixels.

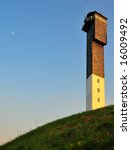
[{"left": 0, "top": 105, "right": 114, "bottom": 150}]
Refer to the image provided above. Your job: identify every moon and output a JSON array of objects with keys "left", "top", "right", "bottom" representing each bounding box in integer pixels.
[{"left": 11, "top": 32, "right": 15, "bottom": 36}]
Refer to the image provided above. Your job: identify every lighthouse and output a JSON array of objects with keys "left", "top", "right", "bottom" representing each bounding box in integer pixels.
[{"left": 82, "top": 11, "right": 107, "bottom": 110}]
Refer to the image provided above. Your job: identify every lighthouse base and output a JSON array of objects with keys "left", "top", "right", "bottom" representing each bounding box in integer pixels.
[{"left": 86, "top": 74, "right": 105, "bottom": 111}]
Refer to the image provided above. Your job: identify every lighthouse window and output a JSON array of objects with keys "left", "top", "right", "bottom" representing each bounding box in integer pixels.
[
  {"left": 97, "top": 79, "right": 100, "bottom": 83},
  {"left": 97, "top": 98, "right": 100, "bottom": 102},
  {"left": 97, "top": 88, "right": 100, "bottom": 93}
]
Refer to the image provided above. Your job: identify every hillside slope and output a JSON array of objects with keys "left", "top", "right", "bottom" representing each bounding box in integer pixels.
[{"left": 0, "top": 105, "right": 114, "bottom": 150}]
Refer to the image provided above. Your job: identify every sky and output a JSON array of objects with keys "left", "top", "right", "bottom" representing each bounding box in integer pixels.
[{"left": 0, "top": 0, "right": 114, "bottom": 145}]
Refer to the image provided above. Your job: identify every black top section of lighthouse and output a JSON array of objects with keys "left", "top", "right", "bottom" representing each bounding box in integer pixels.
[
  {"left": 82, "top": 11, "right": 107, "bottom": 46},
  {"left": 82, "top": 11, "right": 108, "bottom": 79}
]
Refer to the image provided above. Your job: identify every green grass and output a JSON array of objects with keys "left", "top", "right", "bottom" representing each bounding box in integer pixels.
[{"left": 0, "top": 105, "right": 114, "bottom": 150}]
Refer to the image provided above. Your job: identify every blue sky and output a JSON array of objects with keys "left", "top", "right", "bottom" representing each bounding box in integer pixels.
[{"left": 0, "top": 0, "right": 114, "bottom": 145}]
